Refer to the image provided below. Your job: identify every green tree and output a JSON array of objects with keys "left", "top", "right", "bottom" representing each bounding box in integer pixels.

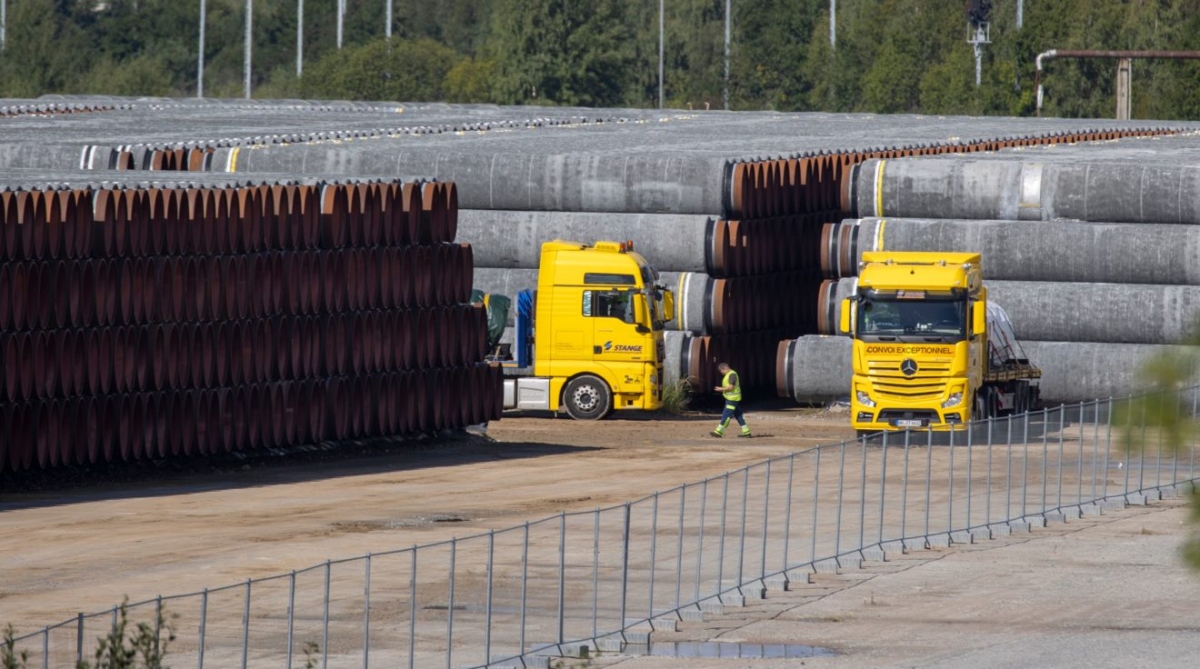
[
  {"left": 488, "top": 0, "right": 635, "bottom": 106},
  {"left": 298, "top": 37, "right": 460, "bottom": 101}
]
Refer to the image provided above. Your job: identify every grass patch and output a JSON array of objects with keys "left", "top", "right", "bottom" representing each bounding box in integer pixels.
[{"left": 659, "top": 379, "right": 694, "bottom": 415}]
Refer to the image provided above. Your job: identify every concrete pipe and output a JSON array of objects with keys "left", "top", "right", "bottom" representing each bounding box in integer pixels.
[
  {"left": 815, "top": 276, "right": 1200, "bottom": 345},
  {"left": 852, "top": 157, "right": 1200, "bottom": 225},
  {"left": 777, "top": 334, "right": 1193, "bottom": 404},
  {"left": 833, "top": 217, "right": 1200, "bottom": 285},
  {"left": 458, "top": 209, "right": 717, "bottom": 273},
  {"left": 225, "top": 145, "right": 730, "bottom": 216}
]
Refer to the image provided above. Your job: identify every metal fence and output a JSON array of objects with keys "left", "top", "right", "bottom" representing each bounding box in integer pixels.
[{"left": 11, "top": 388, "right": 1200, "bottom": 669}]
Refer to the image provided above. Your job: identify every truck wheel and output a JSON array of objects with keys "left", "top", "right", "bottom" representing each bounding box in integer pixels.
[{"left": 564, "top": 375, "right": 612, "bottom": 420}]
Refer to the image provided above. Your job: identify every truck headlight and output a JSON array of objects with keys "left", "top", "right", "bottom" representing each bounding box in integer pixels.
[
  {"left": 856, "top": 390, "right": 876, "bottom": 408},
  {"left": 941, "top": 392, "right": 963, "bottom": 408}
]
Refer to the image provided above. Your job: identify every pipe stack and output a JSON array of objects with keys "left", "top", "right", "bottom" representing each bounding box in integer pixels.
[
  {"left": 3, "top": 97, "right": 1197, "bottom": 403},
  {"left": 0, "top": 178, "right": 501, "bottom": 474},
  {"left": 777, "top": 142, "right": 1200, "bottom": 404}
]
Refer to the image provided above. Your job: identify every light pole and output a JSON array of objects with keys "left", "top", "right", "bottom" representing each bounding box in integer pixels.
[
  {"left": 243, "top": 0, "right": 252, "bottom": 99},
  {"left": 1017, "top": 0, "right": 1023, "bottom": 30},
  {"left": 336, "top": 0, "right": 344, "bottom": 49},
  {"left": 1, "top": 0, "right": 7, "bottom": 53},
  {"left": 296, "top": 0, "right": 303, "bottom": 76},
  {"left": 723, "top": 0, "right": 730, "bottom": 110},
  {"left": 658, "top": 0, "right": 664, "bottom": 109},
  {"left": 830, "top": 0, "right": 835, "bottom": 47},
  {"left": 197, "top": 0, "right": 206, "bottom": 97},
  {"left": 386, "top": 0, "right": 393, "bottom": 39}
]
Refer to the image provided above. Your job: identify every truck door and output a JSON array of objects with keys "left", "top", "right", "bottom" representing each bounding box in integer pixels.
[{"left": 583, "top": 289, "right": 647, "bottom": 365}]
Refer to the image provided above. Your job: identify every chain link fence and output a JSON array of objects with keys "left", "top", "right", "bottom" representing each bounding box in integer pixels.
[{"left": 11, "top": 388, "right": 1200, "bottom": 668}]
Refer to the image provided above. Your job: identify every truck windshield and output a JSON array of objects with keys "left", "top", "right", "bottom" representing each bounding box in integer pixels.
[{"left": 858, "top": 297, "right": 966, "bottom": 342}]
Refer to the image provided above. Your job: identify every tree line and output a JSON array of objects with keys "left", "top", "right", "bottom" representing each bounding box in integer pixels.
[{"left": 1, "top": 0, "right": 1199, "bottom": 119}]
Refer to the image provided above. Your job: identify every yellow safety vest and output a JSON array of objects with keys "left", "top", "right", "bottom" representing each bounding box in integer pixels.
[{"left": 722, "top": 370, "right": 742, "bottom": 402}]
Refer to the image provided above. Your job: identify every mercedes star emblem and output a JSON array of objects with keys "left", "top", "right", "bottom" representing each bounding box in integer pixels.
[{"left": 900, "top": 358, "right": 918, "bottom": 376}]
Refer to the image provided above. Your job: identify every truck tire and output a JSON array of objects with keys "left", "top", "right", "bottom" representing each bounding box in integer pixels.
[{"left": 564, "top": 375, "right": 612, "bottom": 420}]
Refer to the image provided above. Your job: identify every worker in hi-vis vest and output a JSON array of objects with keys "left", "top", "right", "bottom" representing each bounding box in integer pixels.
[{"left": 711, "top": 362, "right": 751, "bottom": 438}]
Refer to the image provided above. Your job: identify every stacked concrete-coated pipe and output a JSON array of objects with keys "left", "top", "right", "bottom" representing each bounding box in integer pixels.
[
  {"left": 776, "top": 335, "right": 1190, "bottom": 404},
  {"left": 814, "top": 276, "right": 1200, "bottom": 345},
  {"left": 2, "top": 97, "right": 1195, "bottom": 402},
  {"left": 0, "top": 178, "right": 502, "bottom": 474},
  {"left": 849, "top": 156, "right": 1200, "bottom": 224},
  {"left": 824, "top": 218, "right": 1200, "bottom": 285}
]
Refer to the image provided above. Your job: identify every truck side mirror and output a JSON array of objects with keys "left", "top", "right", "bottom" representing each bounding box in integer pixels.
[
  {"left": 839, "top": 298, "right": 855, "bottom": 335},
  {"left": 662, "top": 289, "right": 676, "bottom": 323},
  {"left": 972, "top": 301, "right": 986, "bottom": 335},
  {"left": 636, "top": 323, "right": 650, "bottom": 334}
]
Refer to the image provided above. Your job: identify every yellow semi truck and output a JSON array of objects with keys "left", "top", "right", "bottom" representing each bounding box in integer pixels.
[
  {"left": 495, "top": 240, "right": 675, "bottom": 420},
  {"left": 840, "top": 251, "right": 1040, "bottom": 434}
]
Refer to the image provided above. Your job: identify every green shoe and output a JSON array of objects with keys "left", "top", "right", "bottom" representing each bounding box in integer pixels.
[
  {"left": 710, "top": 429, "right": 724, "bottom": 438},
  {"left": 738, "top": 431, "right": 752, "bottom": 438}
]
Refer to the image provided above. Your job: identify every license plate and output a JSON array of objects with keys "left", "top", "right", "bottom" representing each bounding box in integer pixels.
[{"left": 895, "top": 419, "right": 924, "bottom": 428}]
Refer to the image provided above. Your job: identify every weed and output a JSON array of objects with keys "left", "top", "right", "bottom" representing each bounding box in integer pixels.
[
  {"left": 3, "top": 625, "right": 29, "bottom": 669},
  {"left": 302, "top": 641, "right": 320, "bottom": 669},
  {"left": 659, "top": 379, "right": 693, "bottom": 415},
  {"left": 4, "top": 602, "right": 176, "bottom": 669}
]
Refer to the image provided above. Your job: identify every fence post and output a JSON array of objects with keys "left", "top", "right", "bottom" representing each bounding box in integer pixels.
[
  {"left": 811, "top": 448, "right": 822, "bottom": 565},
  {"left": 858, "top": 435, "right": 868, "bottom": 553},
  {"left": 485, "top": 532, "right": 494, "bottom": 666},
  {"left": 737, "top": 468, "right": 749, "bottom": 588},
  {"left": 948, "top": 426, "right": 956, "bottom": 534},
  {"left": 834, "top": 442, "right": 846, "bottom": 559},
  {"left": 620, "top": 503, "right": 631, "bottom": 627},
  {"left": 1057, "top": 405, "right": 1065, "bottom": 509},
  {"left": 1041, "top": 407, "right": 1050, "bottom": 513},
  {"left": 409, "top": 548, "right": 417, "bottom": 669},
  {"left": 1079, "top": 401, "right": 1087, "bottom": 504},
  {"left": 41, "top": 627, "right": 47, "bottom": 669},
  {"left": 557, "top": 514, "right": 566, "bottom": 646},
  {"left": 155, "top": 595, "right": 163, "bottom": 660},
  {"left": 1005, "top": 414, "right": 1013, "bottom": 523},
  {"left": 986, "top": 417, "right": 994, "bottom": 527},
  {"left": 1156, "top": 393, "right": 1165, "bottom": 489},
  {"left": 1022, "top": 407, "right": 1030, "bottom": 517},
  {"left": 695, "top": 479, "right": 708, "bottom": 603},
  {"left": 878, "top": 431, "right": 889, "bottom": 545},
  {"left": 966, "top": 420, "right": 973, "bottom": 531},
  {"left": 1102, "top": 398, "right": 1113, "bottom": 500},
  {"left": 716, "top": 476, "right": 729, "bottom": 593},
  {"left": 76, "top": 613, "right": 83, "bottom": 667},
  {"left": 322, "top": 561, "right": 331, "bottom": 669},
  {"left": 241, "top": 579, "right": 251, "bottom": 669},
  {"left": 287, "top": 571, "right": 296, "bottom": 669},
  {"left": 198, "top": 589, "right": 208, "bottom": 669},
  {"left": 901, "top": 430, "right": 911, "bottom": 542},
  {"left": 519, "top": 524, "right": 529, "bottom": 660},
  {"left": 761, "top": 460, "right": 772, "bottom": 581},
  {"left": 782, "top": 455, "right": 795, "bottom": 574},
  {"left": 364, "top": 554, "right": 372, "bottom": 669},
  {"left": 593, "top": 511, "right": 601, "bottom": 640},
  {"left": 924, "top": 429, "right": 933, "bottom": 540},
  {"left": 447, "top": 538, "right": 456, "bottom": 669},
  {"left": 649, "top": 493, "right": 659, "bottom": 619},
  {"left": 675, "top": 487, "right": 686, "bottom": 611}
]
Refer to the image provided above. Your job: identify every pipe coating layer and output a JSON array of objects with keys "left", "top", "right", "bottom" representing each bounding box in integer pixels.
[
  {"left": 818, "top": 277, "right": 1200, "bottom": 344},
  {"left": 229, "top": 145, "right": 731, "bottom": 215},
  {"left": 777, "top": 335, "right": 1188, "bottom": 404},
  {"left": 458, "top": 209, "right": 715, "bottom": 273},
  {"left": 853, "top": 157, "right": 1200, "bottom": 224},
  {"left": 841, "top": 217, "right": 1200, "bottom": 285}
]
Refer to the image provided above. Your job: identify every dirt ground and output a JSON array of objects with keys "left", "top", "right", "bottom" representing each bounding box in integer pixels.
[{"left": 2, "top": 404, "right": 1198, "bottom": 667}]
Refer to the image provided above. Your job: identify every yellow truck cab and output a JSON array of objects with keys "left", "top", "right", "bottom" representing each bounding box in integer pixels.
[
  {"left": 840, "top": 251, "right": 1039, "bottom": 434},
  {"left": 500, "top": 240, "right": 675, "bottom": 419}
]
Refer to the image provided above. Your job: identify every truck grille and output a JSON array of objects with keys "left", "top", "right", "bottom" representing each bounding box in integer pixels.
[{"left": 867, "top": 361, "right": 952, "bottom": 401}]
